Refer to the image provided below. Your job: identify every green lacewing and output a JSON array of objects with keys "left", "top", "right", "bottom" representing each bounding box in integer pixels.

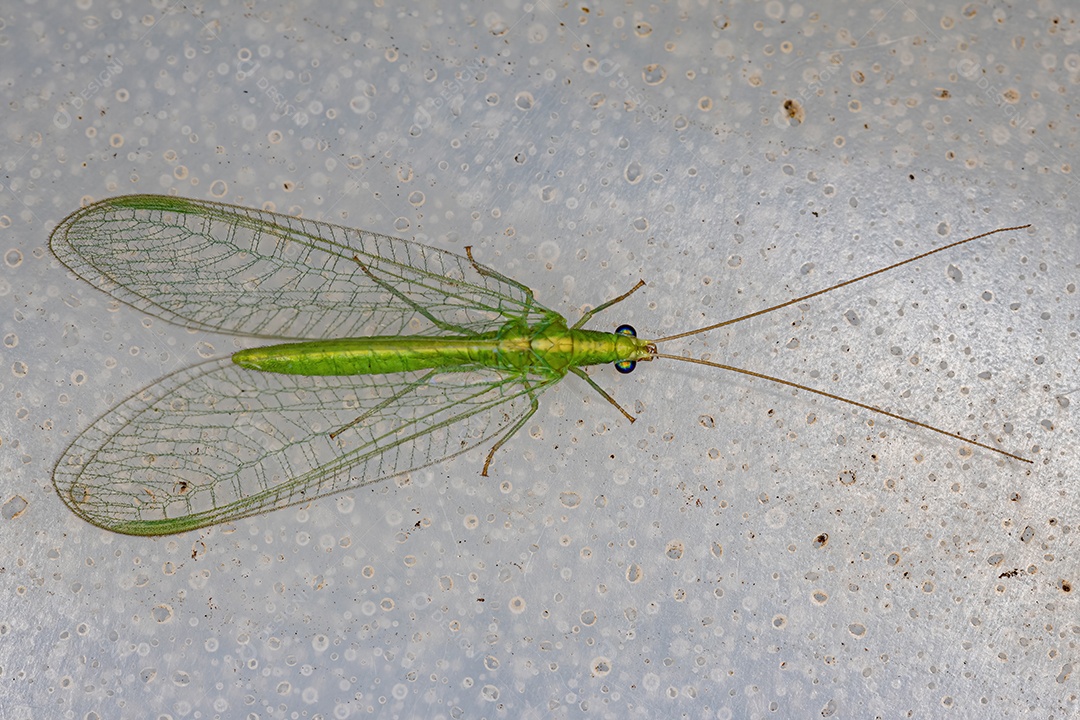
[{"left": 49, "top": 194, "right": 1030, "bottom": 535}]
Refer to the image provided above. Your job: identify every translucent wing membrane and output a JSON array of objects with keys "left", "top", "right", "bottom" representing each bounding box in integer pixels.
[
  {"left": 49, "top": 194, "right": 571, "bottom": 535},
  {"left": 54, "top": 358, "right": 557, "bottom": 535},
  {"left": 50, "top": 195, "right": 553, "bottom": 340}
]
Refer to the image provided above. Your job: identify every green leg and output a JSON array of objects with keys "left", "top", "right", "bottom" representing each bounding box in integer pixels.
[
  {"left": 464, "top": 246, "right": 536, "bottom": 298},
  {"left": 570, "top": 366, "right": 635, "bottom": 423},
  {"left": 571, "top": 280, "right": 646, "bottom": 329},
  {"left": 351, "top": 256, "right": 474, "bottom": 334},
  {"left": 464, "top": 246, "right": 537, "bottom": 314},
  {"left": 481, "top": 388, "right": 540, "bottom": 477},
  {"left": 329, "top": 369, "right": 437, "bottom": 440}
]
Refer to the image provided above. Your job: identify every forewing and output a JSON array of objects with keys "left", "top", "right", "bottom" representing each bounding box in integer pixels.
[
  {"left": 49, "top": 194, "right": 553, "bottom": 339},
  {"left": 54, "top": 358, "right": 556, "bottom": 536}
]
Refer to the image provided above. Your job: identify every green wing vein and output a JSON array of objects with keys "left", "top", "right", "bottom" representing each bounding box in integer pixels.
[
  {"left": 55, "top": 357, "right": 559, "bottom": 535},
  {"left": 49, "top": 195, "right": 566, "bottom": 535},
  {"left": 49, "top": 194, "right": 555, "bottom": 340}
]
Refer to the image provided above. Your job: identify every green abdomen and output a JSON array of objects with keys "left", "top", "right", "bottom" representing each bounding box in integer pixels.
[{"left": 232, "top": 336, "right": 499, "bottom": 376}]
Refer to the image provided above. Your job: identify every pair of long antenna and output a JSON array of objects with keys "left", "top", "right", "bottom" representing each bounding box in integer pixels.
[{"left": 645, "top": 225, "right": 1033, "bottom": 463}]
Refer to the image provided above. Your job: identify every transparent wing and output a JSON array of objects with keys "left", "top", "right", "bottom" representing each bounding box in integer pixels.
[
  {"left": 49, "top": 194, "right": 554, "bottom": 339},
  {"left": 54, "top": 358, "right": 557, "bottom": 536}
]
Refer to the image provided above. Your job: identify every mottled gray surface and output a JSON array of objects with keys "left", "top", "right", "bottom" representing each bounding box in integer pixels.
[{"left": 1, "top": 2, "right": 1075, "bottom": 718}]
